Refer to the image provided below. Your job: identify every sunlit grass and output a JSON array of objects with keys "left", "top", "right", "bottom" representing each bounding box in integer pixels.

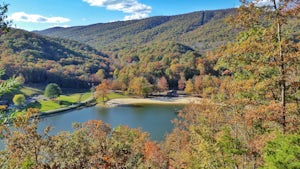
[
  {"left": 27, "top": 92, "right": 92, "bottom": 112},
  {"left": 20, "top": 86, "right": 43, "bottom": 97},
  {"left": 39, "top": 100, "right": 62, "bottom": 112},
  {"left": 59, "top": 93, "right": 91, "bottom": 103}
]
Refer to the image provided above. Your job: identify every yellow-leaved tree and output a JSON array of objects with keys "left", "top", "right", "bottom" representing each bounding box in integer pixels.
[{"left": 214, "top": 0, "right": 300, "bottom": 167}]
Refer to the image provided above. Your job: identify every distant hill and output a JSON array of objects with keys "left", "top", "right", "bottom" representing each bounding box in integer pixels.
[
  {"left": 0, "top": 29, "right": 110, "bottom": 88},
  {"left": 35, "top": 9, "right": 236, "bottom": 53}
]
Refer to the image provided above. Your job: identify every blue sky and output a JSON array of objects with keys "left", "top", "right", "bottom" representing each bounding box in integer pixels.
[{"left": 7, "top": 0, "right": 240, "bottom": 31}]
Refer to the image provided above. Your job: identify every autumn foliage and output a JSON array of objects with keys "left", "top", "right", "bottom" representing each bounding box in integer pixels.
[
  {"left": 0, "top": 0, "right": 299, "bottom": 168},
  {"left": 0, "top": 111, "right": 167, "bottom": 168}
]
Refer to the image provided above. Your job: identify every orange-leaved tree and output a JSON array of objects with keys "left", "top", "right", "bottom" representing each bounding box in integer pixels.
[{"left": 95, "top": 79, "right": 111, "bottom": 102}]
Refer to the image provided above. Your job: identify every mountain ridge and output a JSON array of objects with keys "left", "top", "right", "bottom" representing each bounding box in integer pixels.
[
  {"left": 34, "top": 8, "right": 236, "bottom": 52},
  {"left": 1, "top": 7, "right": 298, "bottom": 90}
]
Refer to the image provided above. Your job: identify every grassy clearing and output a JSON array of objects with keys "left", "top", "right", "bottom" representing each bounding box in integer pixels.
[
  {"left": 27, "top": 92, "right": 92, "bottom": 112},
  {"left": 39, "top": 100, "right": 62, "bottom": 112},
  {"left": 20, "top": 86, "right": 43, "bottom": 97},
  {"left": 22, "top": 85, "right": 129, "bottom": 112},
  {"left": 59, "top": 93, "right": 91, "bottom": 103},
  {"left": 28, "top": 100, "right": 62, "bottom": 112}
]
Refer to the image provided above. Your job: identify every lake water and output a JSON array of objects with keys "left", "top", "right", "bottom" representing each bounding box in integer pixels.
[{"left": 38, "top": 104, "right": 182, "bottom": 141}]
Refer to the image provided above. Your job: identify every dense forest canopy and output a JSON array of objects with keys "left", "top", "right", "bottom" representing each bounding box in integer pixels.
[
  {"left": 0, "top": 9, "right": 239, "bottom": 89},
  {"left": 0, "top": 29, "right": 110, "bottom": 88},
  {"left": 0, "top": 0, "right": 299, "bottom": 168}
]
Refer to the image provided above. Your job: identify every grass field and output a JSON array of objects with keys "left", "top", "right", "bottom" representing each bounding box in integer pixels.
[
  {"left": 59, "top": 93, "right": 91, "bottom": 103},
  {"left": 20, "top": 86, "right": 43, "bottom": 96},
  {"left": 27, "top": 92, "right": 92, "bottom": 112},
  {"left": 39, "top": 100, "right": 62, "bottom": 112},
  {"left": 22, "top": 85, "right": 127, "bottom": 112}
]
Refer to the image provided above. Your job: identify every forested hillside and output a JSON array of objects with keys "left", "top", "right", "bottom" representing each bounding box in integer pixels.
[
  {"left": 3, "top": 8, "right": 298, "bottom": 91},
  {"left": 112, "top": 41, "right": 203, "bottom": 89},
  {"left": 35, "top": 9, "right": 236, "bottom": 52},
  {"left": 0, "top": 0, "right": 300, "bottom": 168},
  {"left": 2, "top": 8, "right": 299, "bottom": 91},
  {"left": 0, "top": 29, "right": 110, "bottom": 88}
]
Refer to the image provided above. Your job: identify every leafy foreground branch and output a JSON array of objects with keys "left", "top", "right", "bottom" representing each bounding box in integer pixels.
[
  {"left": 1, "top": 102, "right": 299, "bottom": 169},
  {"left": 0, "top": 109, "right": 167, "bottom": 168}
]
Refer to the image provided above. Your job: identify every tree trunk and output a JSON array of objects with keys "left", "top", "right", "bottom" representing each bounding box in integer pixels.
[{"left": 273, "top": 0, "right": 286, "bottom": 134}]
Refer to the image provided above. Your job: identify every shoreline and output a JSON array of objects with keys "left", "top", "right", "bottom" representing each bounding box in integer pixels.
[
  {"left": 37, "top": 96, "right": 202, "bottom": 117},
  {"left": 105, "top": 96, "right": 202, "bottom": 107},
  {"left": 39, "top": 97, "right": 96, "bottom": 117}
]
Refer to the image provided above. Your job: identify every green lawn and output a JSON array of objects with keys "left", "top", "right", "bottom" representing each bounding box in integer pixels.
[
  {"left": 27, "top": 92, "right": 92, "bottom": 112},
  {"left": 20, "top": 86, "right": 43, "bottom": 97},
  {"left": 26, "top": 91, "right": 127, "bottom": 112},
  {"left": 59, "top": 93, "right": 91, "bottom": 103},
  {"left": 39, "top": 100, "right": 62, "bottom": 112},
  {"left": 28, "top": 100, "right": 62, "bottom": 112},
  {"left": 24, "top": 86, "right": 130, "bottom": 112}
]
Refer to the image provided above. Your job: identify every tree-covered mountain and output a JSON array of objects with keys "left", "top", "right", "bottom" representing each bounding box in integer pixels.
[
  {"left": 0, "top": 29, "right": 209, "bottom": 91},
  {"left": 35, "top": 9, "right": 236, "bottom": 53},
  {"left": 2, "top": 8, "right": 299, "bottom": 90},
  {"left": 0, "top": 29, "right": 111, "bottom": 88}
]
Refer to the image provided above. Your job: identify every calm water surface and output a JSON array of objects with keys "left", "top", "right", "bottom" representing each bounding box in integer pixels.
[{"left": 38, "top": 104, "right": 182, "bottom": 141}]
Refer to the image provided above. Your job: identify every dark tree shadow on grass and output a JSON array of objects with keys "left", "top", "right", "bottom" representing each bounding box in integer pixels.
[
  {"left": 57, "top": 100, "right": 74, "bottom": 106},
  {"left": 27, "top": 102, "right": 42, "bottom": 109}
]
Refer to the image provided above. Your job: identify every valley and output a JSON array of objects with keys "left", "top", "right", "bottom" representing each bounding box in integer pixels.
[{"left": 0, "top": 1, "right": 299, "bottom": 167}]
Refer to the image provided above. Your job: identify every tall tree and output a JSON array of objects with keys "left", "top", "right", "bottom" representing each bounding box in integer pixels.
[
  {"left": 0, "top": 0, "right": 20, "bottom": 98},
  {"left": 212, "top": 0, "right": 300, "bottom": 166},
  {"left": 95, "top": 79, "right": 111, "bottom": 102},
  {"left": 44, "top": 83, "right": 62, "bottom": 99},
  {"left": 128, "top": 77, "right": 153, "bottom": 97},
  {"left": 194, "top": 75, "right": 203, "bottom": 95},
  {"left": 216, "top": 0, "right": 300, "bottom": 133},
  {"left": 184, "top": 79, "right": 194, "bottom": 94},
  {"left": 177, "top": 73, "right": 186, "bottom": 90},
  {"left": 13, "top": 94, "right": 25, "bottom": 107},
  {"left": 0, "top": 1, "right": 11, "bottom": 34},
  {"left": 156, "top": 76, "right": 169, "bottom": 92}
]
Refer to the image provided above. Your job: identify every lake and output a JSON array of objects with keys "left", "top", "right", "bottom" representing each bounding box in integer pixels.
[{"left": 38, "top": 104, "right": 182, "bottom": 141}]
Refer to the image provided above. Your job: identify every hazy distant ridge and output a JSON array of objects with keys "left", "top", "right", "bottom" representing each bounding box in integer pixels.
[{"left": 35, "top": 8, "right": 236, "bottom": 52}]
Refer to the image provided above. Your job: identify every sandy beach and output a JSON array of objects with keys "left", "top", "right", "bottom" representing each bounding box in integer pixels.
[{"left": 105, "top": 96, "right": 202, "bottom": 107}]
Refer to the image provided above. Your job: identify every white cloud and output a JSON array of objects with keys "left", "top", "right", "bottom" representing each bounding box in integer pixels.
[
  {"left": 83, "top": 0, "right": 152, "bottom": 20},
  {"left": 9, "top": 12, "right": 70, "bottom": 23},
  {"left": 253, "top": 0, "right": 279, "bottom": 7},
  {"left": 253, "top": 0, "right": 299, "bottom": 10}
]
